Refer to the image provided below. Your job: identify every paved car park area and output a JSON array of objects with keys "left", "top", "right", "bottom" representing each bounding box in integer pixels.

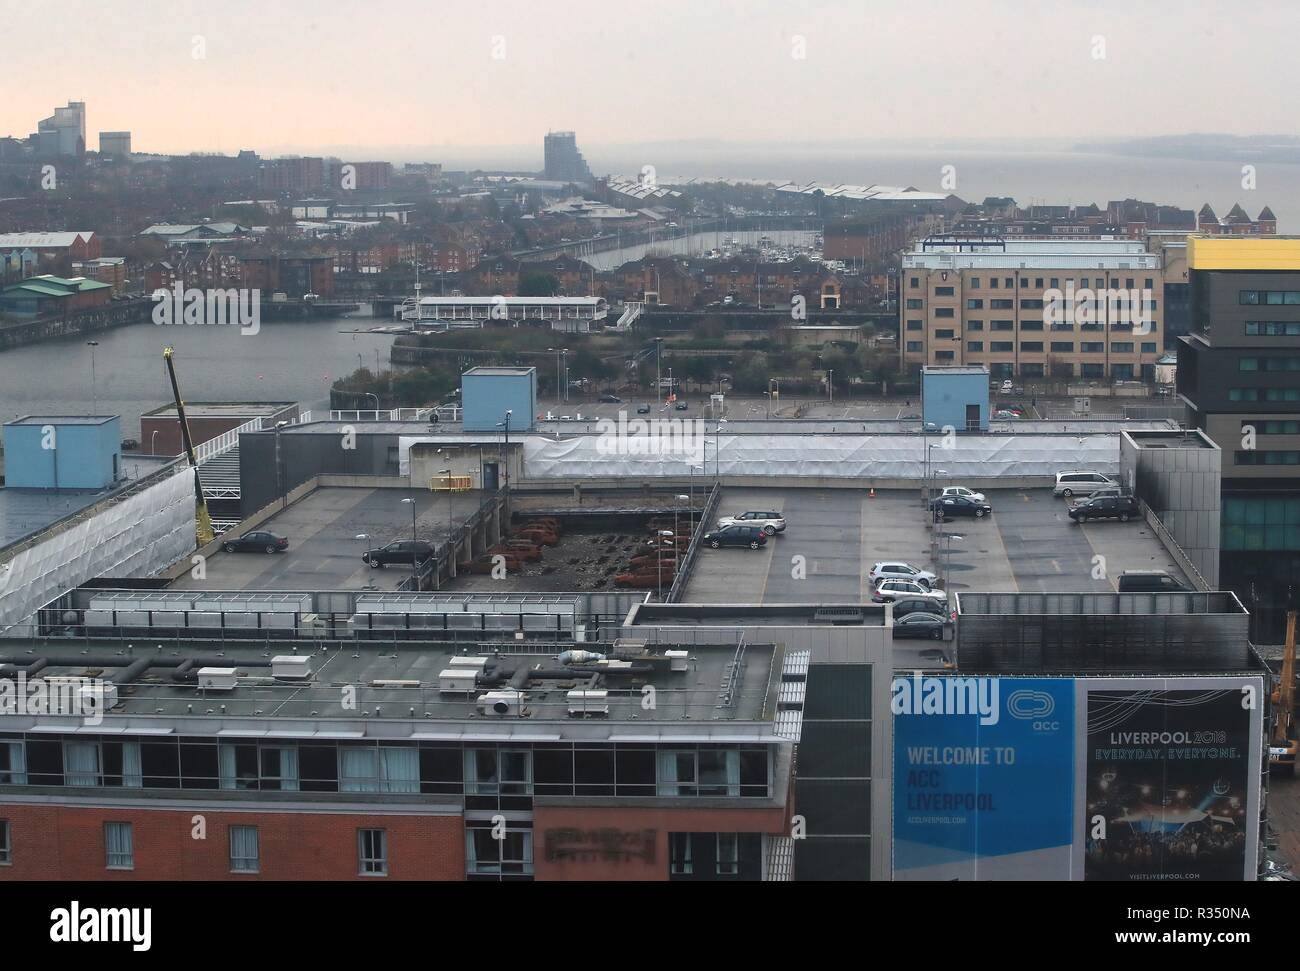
[
  {"left": 169, "top": 487, "right": 485, "bottom": 592},
  {"left": 679, "top": 486, "right": 1188, "bottom": 605}
]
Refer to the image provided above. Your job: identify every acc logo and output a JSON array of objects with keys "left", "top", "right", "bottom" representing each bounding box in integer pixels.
[{"left": 1007, "top": 689, "right": 1059, "bottom": 731}]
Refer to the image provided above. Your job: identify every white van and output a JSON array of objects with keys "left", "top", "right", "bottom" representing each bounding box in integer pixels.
[{"left": 1053, "top": 470, "right": 1117, "bottom": 497}]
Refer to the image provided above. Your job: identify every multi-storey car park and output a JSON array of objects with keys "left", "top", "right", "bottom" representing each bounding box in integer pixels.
[{"left": 0, "top": 364, "right": 1290, "bottom": 881}]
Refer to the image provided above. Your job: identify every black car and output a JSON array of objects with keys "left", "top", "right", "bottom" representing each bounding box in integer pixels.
[
  {"left": 891, "top": 612, "right": 946, "bottom": 640},
  {"left": 702, "top": 524, "right": 768, "bottom": 549},
  {"left": 363, "top": 540, "right": 435, "bottom": 568},
  {"left": 892, "top": 597, "right": 947, "bottom": 620},
  {"left": 636, "top": 404, "right": 651, "bottom": 414},
  {"left": 929, "top": 495, "right": 992, "bottom": 519},
  {"left": 1069, "top": 494, "right": 1139, "bottom": 523},
  {"left": 674, "top": 401, "right": 689, "bottom": 411},
  {"left": 599, "top": 394, "right": 622, "bottom": 403},
  {"left": 222, "top": 531, "right": 288, "bottom": 554}
]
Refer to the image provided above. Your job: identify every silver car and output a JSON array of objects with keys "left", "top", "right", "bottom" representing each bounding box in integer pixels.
[
  {"left": 717, "top": 510, "right": 786, "bottom": 535},
  {"left": 868, "top": 561, "right": 938, "bottom": 589},
  {"left": 1053, "top": 470, "right": 1117, "bottom": 498}
]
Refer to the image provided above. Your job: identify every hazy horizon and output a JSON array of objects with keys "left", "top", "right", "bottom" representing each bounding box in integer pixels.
[{"left": 3, "top": 0, "right": 1298, "bottom": 160}]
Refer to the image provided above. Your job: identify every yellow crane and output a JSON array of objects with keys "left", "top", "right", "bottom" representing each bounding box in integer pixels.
[
  {"left": 1270, "top": 610, "right": 1297, "bottom": 777},
  {"left": 162, "top": 347, "right": 215, "bottom": 547}
]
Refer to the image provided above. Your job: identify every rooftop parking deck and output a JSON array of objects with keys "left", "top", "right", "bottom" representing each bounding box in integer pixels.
[
  {"left": 678, "top": 486, "right": 1188, "bottom": 606},
  {"left": 167, "top": 487, "right": 487, "bottom": 593}
]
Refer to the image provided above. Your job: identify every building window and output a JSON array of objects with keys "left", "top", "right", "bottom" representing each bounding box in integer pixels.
[
  {"left": 1141, "top": 342, "right": 1158, "bottom": 353},
  {"left": 0, "top": 742, "right": 25, "bottom": 785},
  {"left": 935, "top": 329, "right": 955, "bottom": 339},
  {"left": 906, "top": 341, "right": 923, "bottom": 353},
  {"left": 1080, "top": 342, "right": 1104, "bottom": 353},
  {"left": 670, "top": 833, "right": 693, "bottom": 875},
  {"left": 905, "top": 298, "right": 922, "bottom": 309},
  {"left": 65, "top": 741, "right": 142, "bottom": 788},
  {"left": 229, "top": 826, "right": 260, "bottom": 873},
  {"left": 1111, "top": 342, "right": 1134, "bottom": 353},
  {"left": 1246, "top": 321, "right": 1300, "bottom": 337},
  {"left": 1020, "top": 342, "right": 1043, "bottom": 353},
  {"left": 934, "top": 307, "right": 954, "bottom": 318},
  {"left": 966, "top": 320, "right": 984, "bottom": 331},
  {"left": 657, "top": 749, "right": 740, "bottom": 796},
  {"left": 1020, "top": 299, "right": 1044, "bottom": 309},
  {"left": 969, "top": 277, "right": 981, "bottom": 288},
  {"left": 990, "top": 342, "right": 1013, "bottom": 353},
  {"left": 966, "top": 299, "right": 984, "bottom": 309},
  {"left": 465, "top": 749, "right": 532, "bottom": 795},
  {"left": 466, "top": 825, "right": 533, "bottom": 877},
  {"left": 935, "top": 351, "right": 955, "bottom": 361},
  {"left": 338, "top": 746, "right": 418, "bottom": 793},
  {"left": 1050, "top": 342, "right": 1074, "bottom": 353},
  {"left": 991, "top": 299, "right": 1013, "bottom": 310},
  {"left": 717, "top": 834, "right": 740, "bottom": 876},
  {"left": 358, "top": 828, "right": 388, "bottom": 876},
  {"left": 105, "top": 822, "right": 134, "bottom": 870},
  {"left": 966, "top": 341, "right": 983, "bottom": 352},
  {"left": 1020, "top": 320, "right": 1044, "bottom": 331},
  {"left": 906, "top": 319, "right": 923, "bottom": 331},
  {"left": 934, "top": 286, "right": 954, "bottom": 296},
  {"left": 1236, "top": 451, "right": 1300, "bottom": 466},
  {"left": 909, "top": 277, "right": 919, "bottom": 288},
  {"left": 1246, "top": 420, "right": 1300, "bottom": 435},
  {"left": 0, "top": 820, "right": 9, "bottom": 865}
]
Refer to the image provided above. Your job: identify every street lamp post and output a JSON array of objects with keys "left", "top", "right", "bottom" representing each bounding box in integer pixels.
[
  {"left": 689, "top": 466, "right": 703, "bottom": 537},
  {"left": 943, "top": 533, "right": 963, "bottom": 597},
  {"left": 364, "top": 392, "right": 379, "bottom": 419},
  {"left": 828, "top": 368, "right": 834, "bottom": 405},
  {"left": 497, "top": 410, "right": 513, "bottom": 494},
  {"left": 436, "top": 468, "right": 452, "bottom": 576},
  {"left": 86, "top": 341, "right": 99, "bottom": 415},
  {"left": 401, "top": 496, "right": 419, "bottom": 588},
  {"left": 714, "top": 418, "right": 727, "bottom": 482},
  {"left": 655, "top": 337, "right": 664, "bottom": 404},
  {"left": 656, "top": 529, "right": 674, "bottom": 599}
]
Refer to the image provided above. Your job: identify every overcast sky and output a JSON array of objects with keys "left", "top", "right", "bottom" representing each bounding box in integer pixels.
[{"left": 2, "top": 0, "right": 1296, "bottom": 160}]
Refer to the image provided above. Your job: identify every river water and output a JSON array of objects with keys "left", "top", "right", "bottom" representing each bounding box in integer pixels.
[{"left": 0, "top": 313, "right": 394, "bottom": 440}]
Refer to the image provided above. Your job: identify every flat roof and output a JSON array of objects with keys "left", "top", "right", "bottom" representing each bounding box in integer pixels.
[
  {"left": 677, "top": 485, "right": 1189, "bottom": 607},
  {"left": 166, "top": 487, "right": 488, "bottom": 593},
  {"left": 142, "top": 402, "right": 296, "bottom": 419},
  {"left": 0, "top": 638, "right": 780, "bottom": 725},
  {"left": 1123, "top": 429, "right": 1218, "bottom": 450},
  {"left": 4, "top": 415, "right": 116, "bottom": 426}
]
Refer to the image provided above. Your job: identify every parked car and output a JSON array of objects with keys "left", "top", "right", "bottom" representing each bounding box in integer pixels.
[
  {"left": 674, "top": 401, "right": 689, "bottom": 411},
  {"left": 1069, "top": 494, "right": 1140, "bottom": 523},
  {"left": 993, "top": 409, "right": 1018, "bottom": 420},
  {"left": 939, "top": 486, "right": 986, "bottom": 504},
  {"left": 221, "top": 531, "right": 288, "bottom": 554},
  {"left": 703, "top": 524, "right": 768, "bottom": 549},
  {"left": 636, "top": 404, "right": 651, "bottom": 414},
  {"left": 363, "top": 540, "right": 435, "bottom": 568},
  {"left": 891, "top": 611, "right": 946, "bottom": 640},
  {"left": 873, "top": 578, "right": 948, "bottom": 604},
  {"left": 717, "top": 511, "right": 786, "bottom": 535},
  {"left": 1117, "top": 570, "right": 1188, "bottom": 593},
  {"left": 1053, "top": 470, "right": 1117, "bottom": 497},
  {"left": 999, "top": 379, "right": 1013, "bottom": 394},
  {"left": 929, "top": 495, "right": 992, "bottom": 519},
  {"left": 892, "top": 597, "right": 949, "bottom": 619},
  {"left": 598, "top": 394, "right": 622, "bottom": 403},
  {"left": 868, "top": 561, "right": 937, "bottom": 588}
]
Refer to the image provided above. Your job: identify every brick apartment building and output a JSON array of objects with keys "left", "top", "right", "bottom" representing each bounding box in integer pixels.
[
  {"left": 0, "top": 633, "right": 796, "bottom": 881},
  {"left": 900, "top": 236, "right": 1166, "bottom": 381},
  {"left": 0, "top": 232, "right": 101, "bottom": 282},
  {"left": 240, "top": 255, "right": 334, "bottom": 297},
  {"left": 463, "top": 254, "right": 595, "bottom": 297},
  {"left": 260, "top": 157, "right": 327, "bottom": 193},
  {"left": 822, "top": 213, "right": 933, "bottom": 266}
]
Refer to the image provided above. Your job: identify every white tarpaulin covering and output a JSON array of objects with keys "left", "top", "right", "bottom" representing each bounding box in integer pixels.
[
  {"left": 398, "top": 429, "right": 1124, "bottom": 481},
  {"left": 519, "top": 432, "right": 1120, "bottom": 480},
  {"left": 0, "top": 468, "right": 196, "bottom": 634}
]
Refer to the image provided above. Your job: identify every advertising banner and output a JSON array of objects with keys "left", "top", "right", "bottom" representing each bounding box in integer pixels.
[
  {"left": 892, "top": 675, "right": 1075, "bottom": 880},
  {"left": 1081, "top": 681, "right": 1263, "bottom": 881}
]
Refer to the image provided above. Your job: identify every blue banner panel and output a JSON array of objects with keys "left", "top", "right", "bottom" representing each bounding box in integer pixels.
[{"left": 892, "top": 675, "right": 1075, "bottom": 879}]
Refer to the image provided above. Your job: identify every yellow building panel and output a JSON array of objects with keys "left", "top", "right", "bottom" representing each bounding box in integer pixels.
[{"left": 1187, "top": 236, "right": 1300, "bottom": 270}]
